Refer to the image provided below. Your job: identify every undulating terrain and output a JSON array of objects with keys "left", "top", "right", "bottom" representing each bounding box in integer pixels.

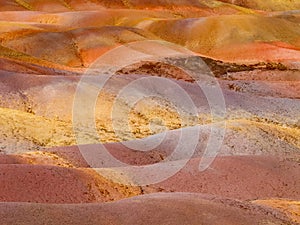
[{"left": 0, "top": 0, "right": 299, "bottom": 224}]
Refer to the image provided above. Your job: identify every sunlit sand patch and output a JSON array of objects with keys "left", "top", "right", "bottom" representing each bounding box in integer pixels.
[
  {"left": 253, "top": 199, "right": 300, "bottom": 223},
  {"left": 21, "top": 151, "right": 74, "bottom": 168}
]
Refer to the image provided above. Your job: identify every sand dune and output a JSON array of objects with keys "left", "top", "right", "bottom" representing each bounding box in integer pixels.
[
  {"left": 0, "top": 163, "right": 141, "bottom": 203},
  {"left": 219, "top": 0, "right": 300, "bottom": 11},
  {"left": 0, "top": 0, "right": 299, "bottom": 224},
  {"left": 0, "top": 2, "right": 299, "bottom": 67},
  {"left": 0, "top": 193, "right": 297, "bottom": 225},
  {"left": 146, "top": 15, "right": 300, "bottom": 63},
  {"left": 1, "top": 119, "right": 299, "bottom": 200},
  {"left": 1, "top": 0, "right": 299, "bottom": 12},
  {"left": 0, "top": 71, "right": 299, "bottom": 153},
  {"left": 254, "top": 199, "right": 300, "bottom": 223}
]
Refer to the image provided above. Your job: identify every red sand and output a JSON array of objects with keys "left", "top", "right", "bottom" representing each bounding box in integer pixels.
[
  {"left": 0, "top": 164, "right": 141, "bottom": 203},
  {"left": 0, "top": 1, "right": 299, "bottom": 224},
  {"left": 0, "top": 193, "right": 296, "bottom": 225}
]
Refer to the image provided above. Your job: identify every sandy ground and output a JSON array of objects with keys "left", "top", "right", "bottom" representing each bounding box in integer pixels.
[{"left": 0, "top": 1, "right": 299, "bottom": 224}]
